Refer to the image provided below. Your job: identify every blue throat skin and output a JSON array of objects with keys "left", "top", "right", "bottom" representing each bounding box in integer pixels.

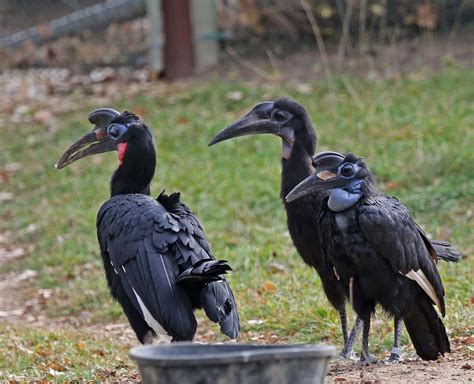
[{"left": 328, "top": 180, "right": 363, "bottom": 212}]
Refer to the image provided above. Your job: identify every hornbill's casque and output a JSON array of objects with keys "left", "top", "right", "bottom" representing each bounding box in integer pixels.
[
  {"left": 209, "top": 98, "right": 460, "bottom": 361},
  {"left": 57, "top": 108, "right": 240, "bottom": 343},
  {"left": 286, "top": 151, "right": 453, "bottom": 361}
]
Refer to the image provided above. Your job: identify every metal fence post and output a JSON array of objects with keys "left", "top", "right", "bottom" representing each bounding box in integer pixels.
[
  {"left": 145, "top": 0, "right": 163, "bottom": 75},
  {"left": 191, "top": 0, "right": 219, "bottom": 72}
]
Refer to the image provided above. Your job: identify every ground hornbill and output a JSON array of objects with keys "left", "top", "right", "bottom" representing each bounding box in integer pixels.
[
  {"left": 209, "top": 98, "right": 460, "bottom": 361},
  {"left": 57, "top": 108, "right": 239, "bottom": 343},
  {"left": 286, "top": 151, "right": 456, "bottom": 361}
]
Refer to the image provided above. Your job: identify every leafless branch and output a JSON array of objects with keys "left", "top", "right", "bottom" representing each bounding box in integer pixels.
[
  {"left": 225, "top": 46, "right": 274, "bottom": 83},
  {"left": 337, "top": 0, "right": 355, "bottom": 68},
  {"left": 299, "top": 0, "right": 332, "bottom": 83}
]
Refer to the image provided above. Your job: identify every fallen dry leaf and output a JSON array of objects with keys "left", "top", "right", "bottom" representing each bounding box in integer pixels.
[
  {"left": 75, "top": 341, "right": 85, "bottom": 351},
  {"left": 384, "top": 181, "right": 402, "bottom": 190},
  {"left": 15, "top": 269, "right": 37, "bottom": 281},
  {"left": 0, "top": 192, "right": 14, "bottom": 202},
  {"left": 259, "top": 281, "right": 277, "bottom": 293},
  {"left": 0, "top": 309, "right": 24, "bottom": 317},
  {"left": 0, "top": 247, "right": 25, "bottom": 260},
  {"left": 267, "top": 261, "right": 286, "bottom": 274},
  {"left": 226, "top": 91, "right": 243, "bottom": 101},
  {"left": 33, "top": 109, "right": 52, "bottom": 124},
  {"left": 295, "top": 83, "right": 313, "bottom": 94},
  {"left": 247, "top": 319, "right": 265, "bottom": 325}
]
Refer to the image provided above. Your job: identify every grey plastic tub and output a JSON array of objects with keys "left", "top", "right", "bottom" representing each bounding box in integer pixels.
[{"left": 130, "top": 343, "right": 336, "bottom": 384}]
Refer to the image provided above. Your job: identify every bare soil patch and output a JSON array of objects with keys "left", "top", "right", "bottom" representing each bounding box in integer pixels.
[
  {"left": 1, "top": 254, "right": 472, "bottom": 382},
  {"left": 328, "top": 339, "right": 474, "bottom": 383}
]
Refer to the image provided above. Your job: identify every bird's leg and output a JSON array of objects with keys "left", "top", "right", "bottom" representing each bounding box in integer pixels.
[
  {"left": 360, "top": 316, "right": 378, "bottom": 365},
  {"left": 387, "top": 318, "right": 403, "bottom": 363},
  {"left": 339, "top": 307, "right": 348, "bottom": 346},
  {"left": 339, "top": 316, "right": 363, "bottom": 359}
]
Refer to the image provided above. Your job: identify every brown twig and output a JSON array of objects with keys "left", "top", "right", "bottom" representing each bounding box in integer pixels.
[
  {"left": 337, "top": 0, "right": 355, "bottom": 68},
  {"left": 266, "top": 49, "right": 278, "bottom": 75},
  {"left": 448, "top": 0, "right": 467, "bottom": 45},
  {"left": 299, "top": 0, "right": 332, "bottom": 84},
  {"left": 225, "top": 46, "right": 274, "bottom": 83},
  {"left": 359, "top": 0, "right": 368, "bottom": 56},
  {"left": 341, "top": 77, "right": 363, "bottom": 111}
]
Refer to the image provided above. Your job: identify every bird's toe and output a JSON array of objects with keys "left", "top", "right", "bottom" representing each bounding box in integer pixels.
[
  {"left": 339, "top": 350, "right": 358, "bottom": 361},
  {"left": 359, "top": 354, "right": 379, "bottom": 365},
  {"left": 386, "top": 348, "right": 402, "bottom": 363}
]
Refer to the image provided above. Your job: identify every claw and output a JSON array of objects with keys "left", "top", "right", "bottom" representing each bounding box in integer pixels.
[
  {"left": 359, "top": 353, "right": 379, "bottom": 365},
  {"left": 387, "top": 353, "right": 401, "bottom": 363},
  {"left": 386, "top": 347, "right": 402, "bottom": 363},
  {"left": 339, "top": 350, "right": 358, "bottom": 361}
]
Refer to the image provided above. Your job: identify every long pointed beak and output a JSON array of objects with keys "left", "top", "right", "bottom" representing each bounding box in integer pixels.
[
  {"left": 285, "top": 172, "right": 347, "bottom": 203},
  {"left": 208, "top": 101, "right": 278, "bottom": 146},
  {"left": 56, "top": 107, "right": 121, "bottom": 169},
  {"left": 56, "top": 129, "right": 115, "bottom": 169},
  {"left": 209, "top": 118, "right": 280, "bottom": 146}
]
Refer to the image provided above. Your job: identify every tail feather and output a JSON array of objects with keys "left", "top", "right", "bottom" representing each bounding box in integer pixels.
[
  {"left": 176, "top": 259, "right": 240, "bottom": 339},
  {"left": 431, "top": 240, "right": 463, "bottom": 263},
  {"left": 176, "top": 259, "right": 232, "bottom": 283},
  {"left": 200, "top": 280, "right": 240, "bottom": 339},
  {"left": 404, "top": 295, "right": 450, "bottom": 360}
]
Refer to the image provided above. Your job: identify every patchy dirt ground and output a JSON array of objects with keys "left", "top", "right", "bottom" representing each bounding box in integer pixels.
[
  {"left": 328, "top": 340, "right": 474, "bottom": 383},
  {"left": 1, "top": 233, "right": 473, "bottom": 382}
]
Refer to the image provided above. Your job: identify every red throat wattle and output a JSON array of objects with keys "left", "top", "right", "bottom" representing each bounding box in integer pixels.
[{"left": 117, "top": 142, "right": 128, "bottom": 165}]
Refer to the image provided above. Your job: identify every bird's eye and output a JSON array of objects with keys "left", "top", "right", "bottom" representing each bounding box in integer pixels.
[
  {"left": 340, "top": 164, "right": 355, "bottom": 178},
  {"left": 272, "top": 110, "right": 289, "bottom": 122},
  {"left": 107, "top": 124, "right": 126, "bottom": 139}
]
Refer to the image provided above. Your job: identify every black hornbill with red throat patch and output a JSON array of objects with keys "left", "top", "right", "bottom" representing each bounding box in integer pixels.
[
  {"left": 57, "top": 108, "right": 240, "bottom": 343},
  {"left": 286, "top": 151, "right": 454, "bottom": 361},
  {"left": 209, "top": 98, "right": 460, "bottom": 361}
]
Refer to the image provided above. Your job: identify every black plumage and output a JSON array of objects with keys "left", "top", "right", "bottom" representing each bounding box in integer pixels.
[
  {"left": 57, "top": 108, "right": 239, "bottom": 343},
  {"left": 210, "top": 99, "right": 460, "bottom": 360},
  {"left": 210, "top": 99, "right": 350, "bottom": 347},
  {"left": 286, "top": 152, "right": 453, "bottom": 360}
]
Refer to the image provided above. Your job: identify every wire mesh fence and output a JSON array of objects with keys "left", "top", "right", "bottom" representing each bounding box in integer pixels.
[{"left": 0, "top": 0, "right": 148, "bottom": 69}]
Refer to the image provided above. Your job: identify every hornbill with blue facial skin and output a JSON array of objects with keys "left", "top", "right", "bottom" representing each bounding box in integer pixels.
[
  {"left": 57, "top": 108, "right": 240, "bottom": 343},
  {"left": 286, "top": 151, "right": 454, "bottom": 361},
  {"left": 209, "top": 98, "right": 460, "bottom": 361}
]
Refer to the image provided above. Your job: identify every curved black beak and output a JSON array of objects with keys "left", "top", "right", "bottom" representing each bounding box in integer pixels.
[
  {"left": 285, "top": 171, "right": 348, "bottom": 203},
  {"left": 56, "top": 108, "right": 120, "bottom": 169},
  {"left": 209, "top": 101, "right": 278, "bottom": 146}
]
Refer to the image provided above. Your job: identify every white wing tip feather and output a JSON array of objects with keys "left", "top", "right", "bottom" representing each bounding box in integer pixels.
[
  {"left": 403, "top": 269, "right": 442, "bottom": 312},
  {"left": 131, "top": 287, "right": 171, "bottom": 342}
]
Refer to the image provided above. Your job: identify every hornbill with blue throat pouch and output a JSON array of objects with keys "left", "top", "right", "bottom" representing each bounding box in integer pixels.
[
  {"left": 209, "top": 98, "right": 460, "bottom": 361},
  {"left": 286, "top": 151, "right": 456, "bottom": 361},
  {"left": 57, "top": 108, "right": 240, "bottom": 343}
]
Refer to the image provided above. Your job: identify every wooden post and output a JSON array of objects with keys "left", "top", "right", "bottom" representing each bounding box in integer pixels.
[{"left": 162, "top": 0, "right": 194, "bottom": 80}]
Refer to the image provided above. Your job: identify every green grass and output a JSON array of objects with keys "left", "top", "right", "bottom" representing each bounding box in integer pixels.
[{"left": 1, "top": 69, "right": 472, "bottom": 380}]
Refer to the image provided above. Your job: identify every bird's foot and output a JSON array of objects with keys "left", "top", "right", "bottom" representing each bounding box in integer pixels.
[
  {"left": 338, "top": 350, "right": 358, "bottom": 361},
  {"left": 386, "top": 348, "right": 402, "bottom": 363},
  {"left": 359, "top": 353, "right": 379, "bottom": 365}
]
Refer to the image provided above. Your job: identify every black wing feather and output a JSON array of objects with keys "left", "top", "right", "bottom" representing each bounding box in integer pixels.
[
  {"left": 358, "top": 195, "right": 445, "bottom": 315},
  {"left": 97, "top": 192, "right": 239, "bottom": 340}
]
